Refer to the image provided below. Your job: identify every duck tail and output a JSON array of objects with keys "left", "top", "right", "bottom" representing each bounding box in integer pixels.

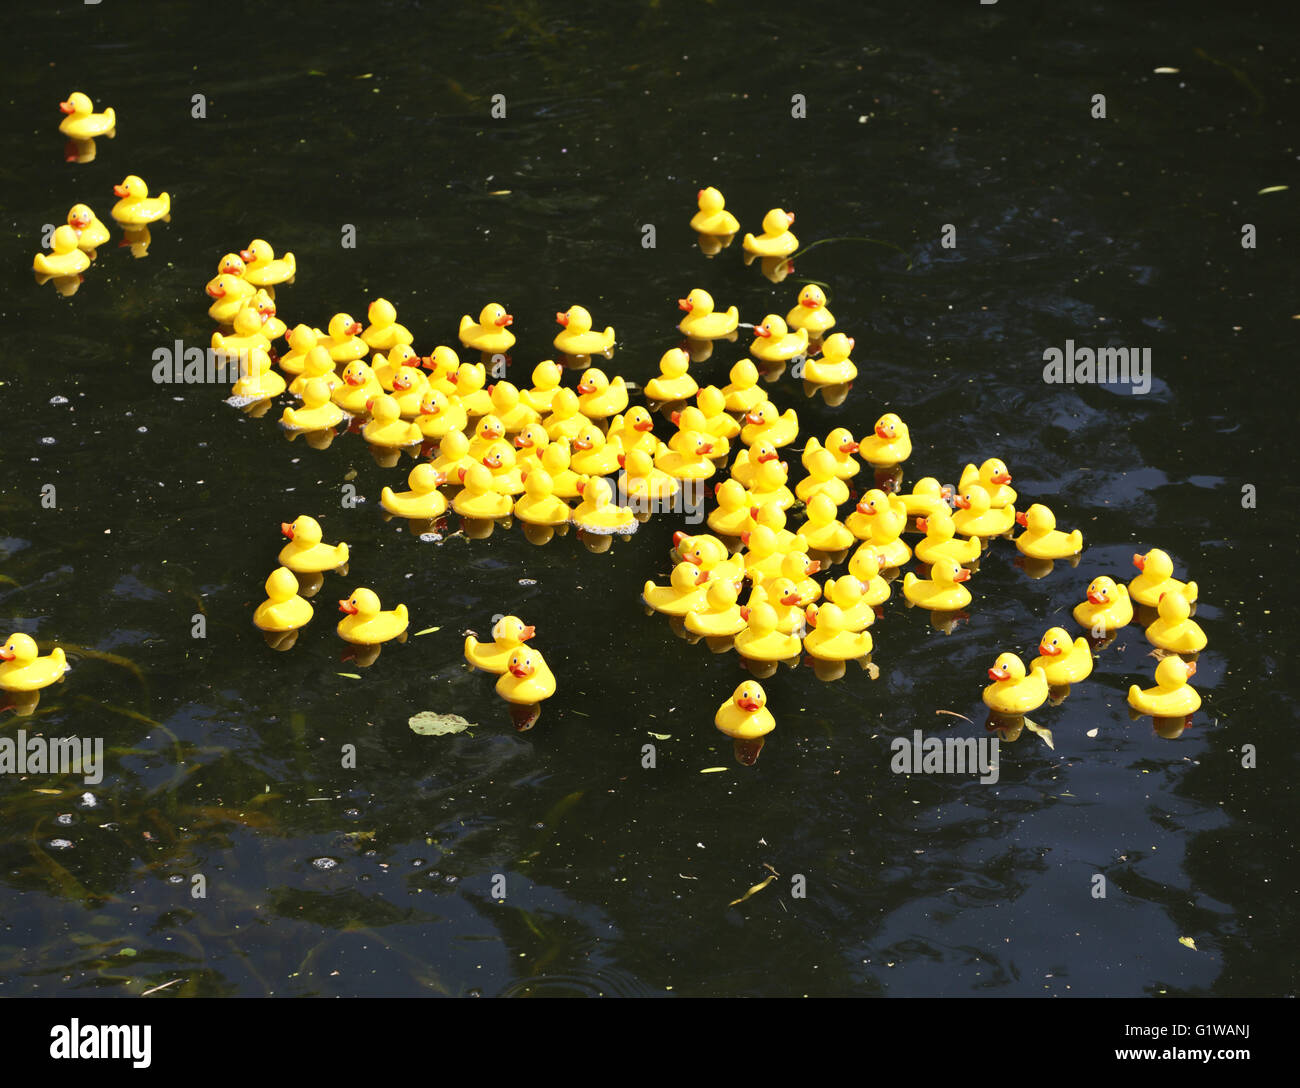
[
  {"left": 1185, "top": 580, "right": 1198, "bottom": 603},
  {"left": 396, "top": 604, "right": 409, "bottom": 622},
  {"left": 104, "top": 108, "right": 116, "bottom": 123},
  {"left": 1127, "top": 685, "right": 1142, "bottom": 705},
  {"left": 1069, "top": 530, "right": 1084, "bottom": 551},
  {"left": 458, "top": 314, "right": 474, "bottom": 335},
  {"left": 335, "top": 543, "right": 349, "bottom": 564},
  {"left": 52, "top": 647, "right": 67, "bottom": 670},
  {"left": 33, "top": 254, "right": 51, "bottom": 275}
]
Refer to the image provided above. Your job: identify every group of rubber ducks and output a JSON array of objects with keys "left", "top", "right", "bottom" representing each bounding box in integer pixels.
[{"left": 463, "top": 615, "right": 557, "bottom": 724}]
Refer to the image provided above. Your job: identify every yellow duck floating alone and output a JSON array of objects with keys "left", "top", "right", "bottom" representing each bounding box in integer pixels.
[
  {"left": 554, "top": 305, "right": 615, "bottom": 356},
  {"left": 337, "top": 588, "right": 409, "bottom": 645},
  {"left": 983, "top": 653, "right": 1049, "bottom": 716},
  {"left": 743, "top": 208, "right": 798, "bottom": 258},
  {"left": 110, "top": 175, "right": 169, "bottom": 225},
  {"left": 278, "top": 515, "right": 349, "bottom": 573},
  {"left": 58, "top": 92, "right": 116, "bottom": 140},
  {"left": 1014, "top": 503, "right": 1083, "bottom": 559},
  {"left": 786, "top": 284, "right": 836, "bottom": 337},
  {"left": 715, "top": 681, "right": 776, "bottom": 739},
  {"left": 803, "top": 332, "right": 856, "bottom": 385},
  {"left": 381, "top": 464, "right": 447, "bottom": 519},
  {"left": 459, "top": 303, "right": 515, "bottom": 354},
  {"left": 1128, "top": 656, "right": 1201, "bottom": 717},
  {"left": 677, "top": 288, "right": 740, "bottom": 340},
  {"left": 0, "top": 633, "right": 69, "bottom": 692},
  {"left": 690, "top": 187, "right": 740, "bottom": 237},
  {"left": 253, "top": 568, "right": 314, "bottom": 633},
  {"left": 857, "top": 413, "right": 912, "bottom": 467}
]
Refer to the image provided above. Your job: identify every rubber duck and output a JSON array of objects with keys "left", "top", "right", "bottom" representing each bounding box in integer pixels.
[
  {"left": 914, "top": 508, "right": 981, "bottom": 565},
  {"left": 514, "top": 467, "right": 572, "bottom": 525},
  {"left": 422, "top": 345, "right": 462, "bottom": 397},
  {"left": 576, "top": 368, "right": 629, "bottom": 420},
  {"left": 797, "top": 493, "right": 854, "bottom": 552},
  {"left": 468, "top": 415, "right": 509, "bottom": 462},
  {"left": 289, "top": 346, "right": 343, "bottom": 397},
  {"left": 66, "top": 204, "right": 109, "bottom": 255},
  {"left": 741, "top": 401, "right": 799, "bottom": 448},
  {"left": 803, "top": 332, "right": 856, "bottom": 385},
  {"left": 730, "top": 439, "right": 780, "bottom": 490},
  {"left": 847, "top": 545, "right": 892, "bottom": 605},
  {"left": 520, "top": 360, "right": 563, "bottom": 414},
  {"left": 899, "top": 478, "right": 953, "bottom": 521},
  {"left": 251, "top": 567, "right": 314, "bottom": 633},
  {"left": 670, "top": 406, "right": 728, "bottom": 460},
  {"left": 278, "top": 324, "right": 325, "bottom": 376},
  {"left": 231, "top": 347, "right": 286, "bottom": 400},
  {"left": 677, "top": 288, "right": 740, "bottom": 340},
  {"left": 572, "top": 476, "right": 637, "bottom": 534},
  {"left": 33, "top": 226, "right": 89, "bottom": 277},
  {"left": 608, "top": 406, "right": 662, "bottom": 458},
  {"left": 540, "top": 440, "right": 584, "bottom": 500},
  {"left": 211, "top": 302, "right": 273, "bottom": 358},
  {"left": 959, "top": 459, "right": 1017, "bottom": 509},
  {"left": 449, "top": 362, "right": 494, "bottom": 417},
  {"left": 750, "top": 503, "right": 804, "bottom": 554},
  {"left": 239, "top": 239, "right": 296, "bottom": 287},
  {"left": 736, "top": 602, "right": 802, "bottom": 662},
  {"left": 846, "top": 489, "right": 911, "bottom": 567},
  {"left": 1127, "top": 656, "right": 1201, "bottom": 717},
  {"left": 804, "top": 603, "right": 873, "bottom": 661},
  {"left": 858, "top": 413, "right": 912, "bottom": 468},
  {"left": 481, "top": 380, "right": 536, "bottom": 432},
  {"left": 805, "top": 428, "right": 861, "bottom": 480},
  {"left": 644, "top": 348, "right": 698, "bottom": 401},
  {"left": 364, "top": 394, "right": 423, "bottom": 448},
  {"left": 1072, "top": 576, "right": 1133, "bottom": 634},
  {"left": 1130, "top": 548, "right": 1198, "bottom": 607},
  {"left": 903, "top": 557, "right": 972, "bottom": 611},
  {"left": 690, "top": 187, "right": 740, "bottom": 237},
  {"left": 708, "top": 479, "right": 754, "bottom": 537},
  {"left": 720, "top": 359, "right": 765, "bottom": 414},
  {"left": 206, "top": 273, "right": 257, "bottom": 324},
  {"left": 952, "top": 484, "right": 1016, "bottom": 539},
  {"left": 495, "top": 646, "right": 556, "bottom": 705},
  {"left": 281, "top": 378, "right": 344, "bottom": 431},
  {"left": 674, "top": 532, "right": 746, "bottom": 585},
  {"left": 0, "top": 633, "right": 68, "bottom": 692},
  {"left": 361, "top": 298, "right": 413, "bottom": 353},
  {"left": 822, "top": 575, "right": 876, "bottom": 631},
  {"left": 322, "top": 313, "right": 368, "bottom": 363},
  {"left": 279, "top": 516, "right": 349, "bottom": 572},
  {"left": 430, "top": 429, "right": 475, "bottom": 482},
  {"left": 459, "top": 303, "right": 515, "bottom": 354},
  {"left": 1014, "top": 503, "right": 1083, "bottom": 559},
  {"left": 787, "top": 284, "right": 836, "bottom": 338},
  {"left": 570, "top": 423, "right": 623, "bottom": 477},
  {"left": 110, "top": 175, "right": 169, "bottom": 225},
  {"left": 619, "top": 448, "right": 678, "bottom": 504},
  {"left": 793, "top": 449, "right": 850, "bottom": 507},
  {"left": 743, "top": 208, "right": 798, "bottom": 258},
  {"left": 736, "top": 525, "right": 784, "bottom": 581},
  {"left": 695, "top": 385, "right": 741, "bottom": 440},
  {"left": 452, "top": 463, "right": 513, "bottom": 519},
  {"left": 643, "top": 561, "right": 712, "bottom": 615},
  {"left": 373, "top": 343, "right": 422, "bottom": 391},
  {"left": 379, "top": 462, "right": 447, "bottom": 517},
  {"left": 748, "top": 579, "right": 804, "bottom": 636},
  {"left": 983, "top": 653, "right": 1049, "bottom": 716},
  {"left": 685, "top": 578, "right": 747, "bottom": 637},
  {"left": 58, "top": 92, "right": 116, "bottom": 140},
  {"left": 1145, "top": 590, "right": 1207, "bottom": 655},
  {"left": 655, "top": 431, "right": 718, "bottom": 480},
  {"left": 389, "top": 364, "right": 431, "bottom": 418},
  {"left": 554, "top": 305, "right": 615, "bottom": 356},
  {"left": 1031, "top": 627, "right": 1093, "bottom": 687},
  {"left": 465, "top": 616, "right": 537, "bottom": 673},
  {"left": 337, "top": 588, "right": 408, "bottom": 645},
  {"left": 332, "top": 360, "right": 384, "bottom": 414},
  {"left": 750, "top": 314, "right": 808, "bottom": 362},
  {"left": 542, "top": 387, "right": 587, "bottom": 442},
  {"left": 715, "top": 681, "right": 775, "bottom": 742},
  {"left": 241, "top": 289, "right": 283, "bottom": 341},
  {"left": 512, "top": 422, "right": 550, "bottom": 470},
  {"left": 768, "top": 552, "right": 822, "bottom": 607}
]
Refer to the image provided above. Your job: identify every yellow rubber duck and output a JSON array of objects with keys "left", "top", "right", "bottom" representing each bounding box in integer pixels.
[
  {"left": 952, "top": 484, "right": 1016, "bottom": 539},
  {"left": 743, "top": 208, "right": 798, "bottom": 257},
  {"left": 750, "top": 314, "right": 808, "bottom": 362},
  {"left": 33, "top": 226, "right": 89, "bottom": 277},
  {"left": 914, "top": 508, "right": 981, "bottom": 566},
  {"left": 804, "top": 603, "right": 873, "bottom": 661},
  {"left": 1145, "top": 590, "right": 1207, "bottom": 655},
  {"left": 279, "top": 516, "right": 349, "bottom": 572},
  {"left": 644, "top": 348, "right": 698, "bottom": 401},
  {"left": 485, "top": 380, "right": 539, "bottom": 432},
  {"left": 323, "top": 313, "right": 368, "bottom": 363},
  {"left": 741, "top": 401, "right": 799, "bottom": 448},
  {"left": 959, "top": 458, "right": 1016, "bottom": 509},
  {"left": 422, "top": 345, "right": 462, "bottom": 397},
  {"left": 373, "top": 343, "right": 422, "bottom": 391},
  {"left": 211, "top": 302, "right": 273, "bottom": 358},
  {"left": 484, "top": 442, "right": 525, "bottom": 498},
  {"left": 361, "top": 298, "right": 412, "bottom": 353},
  {"left": 848, "top": 545, "right": 892, "bottom": 604},
  {"left": 239, "top": 239, "right": 296, "bottom": 287},
  {"left": 337, "top": 588, "right": 408, "bottom": 645},
  {"left": 512, "top": 423, "right": 550, "bottom": 469},
  {"left": 519, "top": 360, "right": 563, "bottom": 414},
  {"left": 670, "top": 406, "right": 728, "bottom": 461},
  {"left": 332, "top": 360, "right": 384, "bottom": 414},
  {"left": 453, "top": 463, "right": 513, "bottom": 519},
  {"left": 58, "top": 92, "right": 116, "bottom": 139},
  {"left": 570, "top": 423, "right": 623, "bottom": 477},
  {"left": 542, "top": 388, "right": 587, "bottom": 442},
  {"left": 495, "top": 646, "right": 556, "bottom": 705},
  {"left": 1128, "top": 656, "right": 1200, "bottom": 717},
  {"left": 708, "top": 479, "right": 754, "bottom": 537},
  {"left": 231, "top": 347, "right": 287, "bottom": 400},
  {"left": 721, "top": 359, "right": 766, "bottom": 413},
  {"left": 803, "top": 332, "right": 856, "bottom": 385},
  {"left": 804, "top": 428, "right": 861, "bottom": 479},
  {"left": 715, "top": 681, "right": 776, "bottom": 739},
  {"left": 643, "top": 561, "right": 712, "bottom": 615},
  {"left": 206, "top": 273, "right": 258, "bottom": 325},
  {"left": 608, "top": 406, "right": 662, "bottom": 458},
  {"left": 540, "top": 440, "right": 584, "bottom": 499},
  {"left": 620, "top": 448, "right": 678, "bottom": 504},
  {"left": 736, "top": 601, "right": 801, "bottom": 662},
  {"left": 787, "top": 284, "right": 836, "bottom": 338},
  {"left": 282, "top": 378, "right": 345, "bottom": 431},
  {"left": 685, "top": 578, "right": 747, "bottom": 638},
  {"left": 249, "top": 290, "right": 286, "bottom": 340},
  {"left": 1014, "top": 503, "right": 1083, "bottom": 559},
  {"left": 554, "top": 305, "right": 615, "bottom": 356},
  {"left": 450, "top": 362, "right": 494, "bottom": 417},
  {"left": 737, "top": 525, "right": 785, "bottom": 581},
  {"left": 1072, "top": 576, "right": 1133, "bottom": 634},
  {"left": 278, "top": 324, "right": 325, "bottom": 376},
  {"left": 690, "top": 187, "right": 740, "bottom": 237},
  {"left": 677, "top": 288, "right": 740, "bottom": 340},
  {"left": 110, "top": 175, "right": 169, "bottom": 225},
  {"left": 572, "top": 477, "right": 637, "bottom": 534},
  {"left": 289, "top": 347, "right": 342, "bottom": 398},
  {"left": 655, "top": 431, "right": 718, "bottom": 480},
  {"left": 1129, "top": 548, "right": 1198, "bottom": 607},
  {"left": 797, "top": 493, "right": 854, "bottom": 552},
  {"left": 983, "top": 653, "right": 1049, "bottom": 715},
  {"left": 822, "top": 575, "right": 876, "bottom": 631},
  {"left": 731, "top": 439, "right": 779, "bottom": 490},
  {"left": 0, "top": 633, "right": 68, "bottom": 692},
  {"left": 468, "top": 415, "right": 509, "bottom": 462},
  {"left": 903, "top": 557, "right": 972, "bottom": 611},
  {"left": 750, "top": 502, "right": 803, "bottom": 553},
  {"left": 430, "top": 429, "right": 475, "bottom": 482},
  {"left": 846, "top": 489, "right": 911, "bottom": 567},
  {"left": 767, "top": 552, "right": 822, "bottom": 607},
  {"left": 381, "top": 464, "right": 447, "bottom": 519},
  {"left": 1031, "top": 627, "right": 1093, "bottom": 687},
  {"left": 465, "top": 615, "right": 536, "bottom": 673},
  {"left": 857, "top": 413, "right": 912, "bottom": 467},
  {"left": 459, "top": 303, "right": 515, "bottom": 354},
  {"left": 67, "top": 204, "right": 110, "bottom": 255},
  {"left": 514, "top": 467, "right": 572, "bottom": 525},
  {"left": 794, "top": 448, "right": 851, "bottom": 506},
  {"left": 695, "top": 385, "right": 742, "bottom": 440},
  {"left": 899, "top": 478, "right": 952, "bottom": 521},
  {"left": 575, "top": 368, "right": 628, "bottom": 420},
  {"left": 253, "top": 567, "right": 314, "bottom": 633},
  {"left": 389, "top": 365, "right": 431, "bottom": 418}
]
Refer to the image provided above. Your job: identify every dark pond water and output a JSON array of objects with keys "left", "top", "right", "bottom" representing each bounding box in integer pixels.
[{"left": 1, "top": 1, "right": 1296, "bottom": 996}]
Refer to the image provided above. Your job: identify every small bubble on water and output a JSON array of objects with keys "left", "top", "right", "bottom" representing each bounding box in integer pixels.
[
  {"left": 167, "top": 874, "right": 184, "bottom": 885},
  {"left": 80, "top": 792, "right": 97, "bottom": 808},
  {"left": 343, "top": 808, "right": 361, "bottom": 818},
  {"left": 40, "top": 436, "right": 56, "bottom": 445},
  {"left": 518, "top": 578, "right": 537, "bottom": 586},
  {"left": 48, "top": 838, "right": 74, "bottom": 850},
  {"left": 311, "top": 857, "right": 339, "bottom": 870},
  {"left": 55, "top": 813, "right": 74, "bottom": 826},
  {"left": 442, "top": 874, "right": 459, "bottom": 885},
  {"left": 50, "top": 396, "right": 69, "bottom": 405},
  {"left": 466, "top": 988, "right": 483, "bottom": 997},
  {"left": 137, "top": 426, "right": 148, "bottom": 433},
  {"left": 412, "top": 858, "right": 425, "bottom": 867}
]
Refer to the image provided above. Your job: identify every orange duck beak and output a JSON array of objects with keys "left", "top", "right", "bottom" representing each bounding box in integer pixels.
[
  {"left": 0, "top": 647, "right": 14, "bottom": 661},
  {"left": 280, "top": 522, "right": 295, "bottom": 539},
  {"left": 840, "top": 440, "right": 859, "bottom": 453},
  {"left": 1087, "top": 589, "right": 1105, "bottom": 605},
  {"left": 496, "top": 313, "right": 513, "bottom": 327},
  {"left": 753, "top": 327, "right": 771, "bottom": 339},
  {"left": 206, "top": 283, "right": 225, "bottom": 298},
  {"left": 338, "top": 600, "right": 359, "bottom": 615},
  {"left": 737, "top": 696, "right": 762, "bottom": 711},
  {"left": 953, "top": 568, "right": 971, "bottom": 582},
  {"left": 1015, "top": 511, "right": 1029, "bottom": 527},
  {"left": 634, "top": 419, "right": 654, "bottom": 431},
  {"left": 800, "top": 297, "right": 819, "bottom": 308},
  {"left": 59, "top": 101, "right": 75, "bottom": 113},
  {"left": 988, "top": 666, "right": 1009, "bottom": 681},
  {"left": 113, "top": 184, "right": 129, "bottom": 197},
  {"left": 1132, "top": 553, "right": 1146, "bottom": 571},
  {"left": 509, "top": 660, "right": 533, "bottom": 678},
  {"left": 695, "top": 569, "right": 710, "bottom": 585},
  {"left": 916, "top": 518, "right": 928, "bottom": 533},
  {"left": 954, "top": 495, "right": 971, "bottom": 509},
  {"left": 520, "top": 626, "right": 536, "bottom": 641},
  {"left": 677, "top": 298, "right": 692, "bottom": 312},
  {"left": 992, "top": 472, "right": 1012, "bottom": 485},
  {"left": 1038, "top": 642, "right": 1060, "bottom": 656}
]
